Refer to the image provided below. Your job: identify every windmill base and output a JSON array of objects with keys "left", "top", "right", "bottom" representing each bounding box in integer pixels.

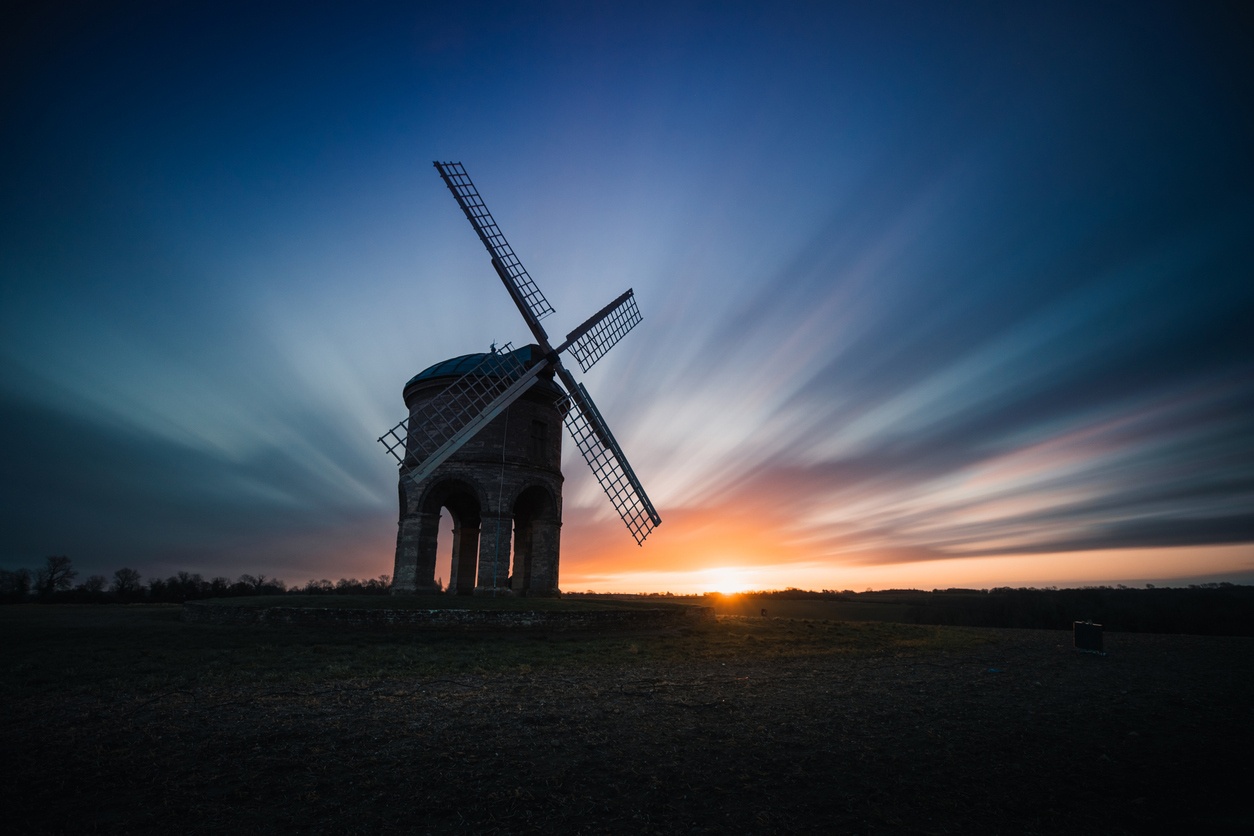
[{"left": 184, "top": 598, "right": 713, "bottom": 631}]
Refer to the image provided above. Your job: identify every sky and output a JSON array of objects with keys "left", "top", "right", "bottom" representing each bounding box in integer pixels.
[{"left": 2, "top": 1, "right": 1252, "bottom": 593}]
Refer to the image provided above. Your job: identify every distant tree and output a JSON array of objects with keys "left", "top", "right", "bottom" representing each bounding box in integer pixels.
[
  {"left": 208, "top": 577, "right": 231, "bottom": 597},
  {"left": 112, "top": 567, "right": 143, "bottom": 599},
  {"left": 237, "top": 574, "right": 284, "bottom": 596},
  {"left": 167, "top": 571, "right": 209, "bottom": 601},
  {"left": 146, "top": 577, "right": 169, "bottom": 601},
  {"left": 237, "top": 574, "right": 270, "bottom": 593},
  {"left": 1, "top": 568, "right": 33, "bottom": 603},
  {"left": 36, "top": 555, "right": 77, "bottom": 599},
  {"left": 336, "top": 577, "right": 365, "bottom": 594},
  {"left": 67, "top": 575, "right": 109, "bottom": 603},
  {"left": 303, "top": 579, "right": 334, "bottom": 594}
]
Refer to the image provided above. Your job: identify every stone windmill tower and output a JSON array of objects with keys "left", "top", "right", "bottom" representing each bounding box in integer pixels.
[
  {"left": 390, "top": 346, "right": 565, "bottom": 596},
  {"left": 379, "top": 163, "right": 661, "bottom": 596}
]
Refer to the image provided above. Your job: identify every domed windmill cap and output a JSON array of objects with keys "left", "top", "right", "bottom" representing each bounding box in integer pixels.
[{"left": 405, "top": 344, "right": 546, "bottom": 388}]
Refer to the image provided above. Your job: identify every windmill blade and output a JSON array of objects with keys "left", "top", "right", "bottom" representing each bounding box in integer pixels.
[
  {"left": 562, "top": 382, "right": 661, "bottom": 545},
  {"left": 561, "top": 288, "right": 643, "bottom": 373},
  {"left": 434, "top": 161, "right": 556, "bottom": 332},
  {"left": 379, "top": 346, "right": 550, "bottom": 482}
]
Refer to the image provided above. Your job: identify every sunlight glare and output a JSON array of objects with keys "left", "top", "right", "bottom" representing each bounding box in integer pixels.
[{"left": 702, "top": 566, "right": 756, "bottom": 595}]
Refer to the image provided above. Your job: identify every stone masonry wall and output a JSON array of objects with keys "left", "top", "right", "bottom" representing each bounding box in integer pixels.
[
  {"left": 392, "top": 361, "right": 565, "bottom": 595},
  {"left": 183, "top": 601, "right": 714, "bottom": 631}
]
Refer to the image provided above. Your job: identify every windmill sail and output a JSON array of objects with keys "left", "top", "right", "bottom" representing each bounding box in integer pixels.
[
  {"left": 379, "top": 345, "right": 549, "bottom": 482},
  {"left": 564, "top": 289, "right": 643, "bottom": 372},
  {"left": 562, "top": 383, "right": 661, "bottom": 545},
  {"left": 434, "top": 161, "right": 555, "bottom": 328}
]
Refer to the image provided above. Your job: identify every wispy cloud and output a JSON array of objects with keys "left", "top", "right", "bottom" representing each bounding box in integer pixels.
[{"left": 2, "top": 2, "right": 1251, "bottom": 589}]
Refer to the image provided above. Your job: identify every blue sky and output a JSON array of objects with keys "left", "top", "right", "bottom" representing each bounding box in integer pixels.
[{"left": 2, "top": 1, "right": 1251, "bottom": 591}]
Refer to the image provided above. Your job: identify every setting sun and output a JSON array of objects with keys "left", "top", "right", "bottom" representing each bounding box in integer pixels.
[{"left": 700, "top": 566, "right": 756, "bottom": 595}]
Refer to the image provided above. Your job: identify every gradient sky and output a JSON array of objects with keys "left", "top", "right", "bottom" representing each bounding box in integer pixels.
[{"left": 3, "top": 1, "right": 1252, "bottom": 592}]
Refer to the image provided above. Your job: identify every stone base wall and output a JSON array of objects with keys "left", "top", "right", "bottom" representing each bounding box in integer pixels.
[{"left": 183, "top": 601, "right": 713, "bottom": 631}]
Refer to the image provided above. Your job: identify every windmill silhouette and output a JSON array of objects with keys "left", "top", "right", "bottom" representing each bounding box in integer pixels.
[{"left": 379, "top": 162, "right": 660, "bottom": 593}]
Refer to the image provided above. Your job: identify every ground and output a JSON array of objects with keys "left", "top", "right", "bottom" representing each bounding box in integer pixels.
[{"left": 3, "top": 605, "right": 1252, "bottom": 834}]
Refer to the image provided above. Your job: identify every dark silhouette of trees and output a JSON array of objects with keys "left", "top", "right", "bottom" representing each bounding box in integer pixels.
[
  {"left": 1, "top": 568, "right": 32, "bottom": 603},
  {"left": 231, "top": 574, "right": 286, "bottom": 596},
  {"left": 2, "top": 560, "right": 357, "bottom": 604},
  {"left": 689, "top": 585, "right": 1254, "bottom": 635},
  {"left": 112, "top": 568, "right": 143, "bottom": 600},
  {"left": 234, "top": 574, "right": 285, "bottom": 595},
  {"left": 297, "top": 575, "right": 391, "bottom": 595},
  {"left": 63, "top": 575, "right": 109, "bottom": 603},
  {"left": 35, "top": 555, "right": 77, "bottom": 599}
]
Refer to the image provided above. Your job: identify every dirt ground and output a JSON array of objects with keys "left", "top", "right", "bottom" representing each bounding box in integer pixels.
[{"left": 5, "top": 614, "right": 1253, "bottom": 834}]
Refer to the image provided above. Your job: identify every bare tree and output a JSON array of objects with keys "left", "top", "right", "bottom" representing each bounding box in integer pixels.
[
  {"left": 36, "top": 555, "right": 77, "bottom": 598},
  {"left": 237, "top": 573, "right": 266, "bottom": 592},
  {"left": 112, "top": 567, "right": 142, "bottom": 599},
  {"left": 303, "top": 578, "right": 334, "bottom": 594},
  {"left": 1, "top": 568, "right": 32, "bottom": 602}
]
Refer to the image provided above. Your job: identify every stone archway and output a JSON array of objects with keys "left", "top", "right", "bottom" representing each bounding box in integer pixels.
[
  {"left": 393, "top": 477, "right": 485, "bottom": 595},
  {"left": 511, "top": 485, "right": 561, "bottom": 595},
  {"left": 422, "top": 479, "right": 483, "bottom": 596}
]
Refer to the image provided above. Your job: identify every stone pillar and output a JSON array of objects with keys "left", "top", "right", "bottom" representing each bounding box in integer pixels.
[
  {"left": 511, "top": 523, "right": 533, "bottom": 593},
  {"left": 527, "top": 519, "right": 562, "bottom": 595},
  {"left": 449, "top": 522, "right": 481, "bottom": 595},
  {"left": 392, "top": 510, "right": 441, "bottom": 594},
  {"left": 476, "top": 514, "right": 513, "bottom": 593}
]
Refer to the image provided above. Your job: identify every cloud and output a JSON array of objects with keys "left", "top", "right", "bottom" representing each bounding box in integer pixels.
[{"left": 2, "top": 1, "right": 1252, "bottom": 591}]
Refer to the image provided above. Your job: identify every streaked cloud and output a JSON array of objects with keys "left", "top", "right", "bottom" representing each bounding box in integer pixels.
[{"left": 2, "top": 1, "right": 1251, "bottom": 589}]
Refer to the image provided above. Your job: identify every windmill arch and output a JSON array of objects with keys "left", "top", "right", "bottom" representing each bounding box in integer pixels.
[
  {"left": 510, "top": 484, "right": 560, "bottom": 593},
  {"left": 420, "top": 478, "right": 484, "bottom": 595}
]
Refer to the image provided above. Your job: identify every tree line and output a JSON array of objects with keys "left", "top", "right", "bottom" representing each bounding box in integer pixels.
[
  {"left": 0, "top": 555, "right": 391, "bottom": 604},
  {"left": 701, "top": 584, "right": 1254, "bottom": 636}
]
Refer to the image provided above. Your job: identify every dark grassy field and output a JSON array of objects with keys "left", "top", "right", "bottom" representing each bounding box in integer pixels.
[
  {"left": 3, "top": 604, "right": 1252, "bottom": 834},
  {"left": 685, "top": 594, "right": 918, "bottom": 623}
]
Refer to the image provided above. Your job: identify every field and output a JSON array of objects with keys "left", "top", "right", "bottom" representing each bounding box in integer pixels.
[{"left": 3, "top": 603, "right": 1253, "bottom": 834}]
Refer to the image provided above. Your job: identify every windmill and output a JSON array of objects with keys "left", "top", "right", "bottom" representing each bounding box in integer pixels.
[{"left": 378, "top": 162, "right": 660, "bottom": 587}]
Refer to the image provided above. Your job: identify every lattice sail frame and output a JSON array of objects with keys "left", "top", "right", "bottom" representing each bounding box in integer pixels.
[
  {"left": 562, "top": 383, "right": 661, "bottom": 545},
  {"left": 434, "top": 161, "right": 555, "bottom": 324},
  {"left": 378, "top": 344, "right": 527, "bottom": 476},
  {"left": 566, "top": 290, "right": 642, "bottom": 372}
]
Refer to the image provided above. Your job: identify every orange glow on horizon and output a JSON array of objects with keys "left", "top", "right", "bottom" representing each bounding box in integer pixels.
[
  {"left": 557, "top": 518, "right": 1254, "bottom": 595},
  {"left": 334, "top": 502, "right": 1251, "bottom": 597}
]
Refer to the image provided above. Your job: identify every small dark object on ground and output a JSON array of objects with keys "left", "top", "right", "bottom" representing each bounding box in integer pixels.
[{"left": 1074, "top": 620, "right": 1104, "bottom": 653}]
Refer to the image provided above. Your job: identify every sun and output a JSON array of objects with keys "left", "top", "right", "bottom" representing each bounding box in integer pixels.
[{"left": 703, "top": 566, "right": 755, "bottom": 595}]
